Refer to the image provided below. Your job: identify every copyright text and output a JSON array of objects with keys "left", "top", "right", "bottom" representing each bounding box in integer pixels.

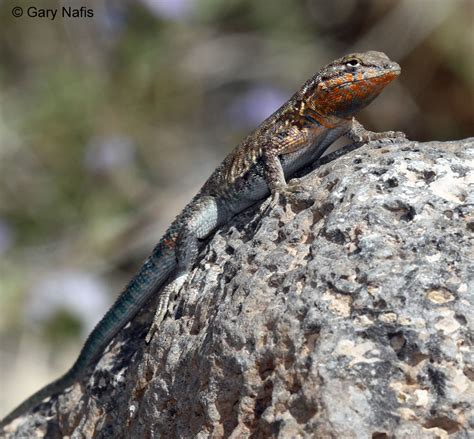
[{"left": 12, "top": 6, "right": 94, "bottom": 20}]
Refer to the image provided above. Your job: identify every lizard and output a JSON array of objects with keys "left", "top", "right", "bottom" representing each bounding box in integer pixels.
[{"left": 0, "top": 50, "right": 404, "bottom": 428}]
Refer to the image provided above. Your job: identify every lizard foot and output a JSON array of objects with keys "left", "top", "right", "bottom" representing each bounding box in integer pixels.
[
  {"left": 263, "top": 180, "right": 309, "bottom": 214},
  {"left": 351, "top": 127, "right": 406, "bottom": 144},
  {"left": 349, "top": 119, "right": 406, "bottom": 144},
  {"left": 145, "top": 273, "right": 187, "bottom": 343},
  {"left": 373, "top": 130, "right": 406, "bottom": 143},
  {"left": 278, "top": 180, "right": 306, "bottom": 202},
  {"left": 145, "top": 295, "right": 171, "bottom": 344}
]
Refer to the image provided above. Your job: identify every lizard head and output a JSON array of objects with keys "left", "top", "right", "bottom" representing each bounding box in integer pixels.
[{"left": 302, "top": 51, "right": 401, "bottom": 119}]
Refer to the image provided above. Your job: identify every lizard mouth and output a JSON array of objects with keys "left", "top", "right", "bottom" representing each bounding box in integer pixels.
[{"left": 336, "top": 69, "right": 401, "bottom": 88}]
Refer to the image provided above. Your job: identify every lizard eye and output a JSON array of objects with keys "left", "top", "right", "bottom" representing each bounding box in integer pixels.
[{"left": 345, "top": 59, "right": 360, "bottom": 69}]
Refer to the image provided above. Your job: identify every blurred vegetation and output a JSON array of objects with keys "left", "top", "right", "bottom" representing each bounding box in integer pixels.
[{"left": 0, "top": 0, "right": 473, "bottom": 413}]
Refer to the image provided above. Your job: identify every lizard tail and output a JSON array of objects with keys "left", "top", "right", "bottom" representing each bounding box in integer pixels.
[
  {"left": 0, "top": 368, "right": 78, "bottom": 428},
  {"left": 0, "top": 249, "right": 177, "bottom": 429}
]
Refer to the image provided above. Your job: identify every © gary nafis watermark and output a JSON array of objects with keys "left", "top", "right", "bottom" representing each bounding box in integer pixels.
[{"left": 12, "top": 6, "right": 93, "bottom": 19}]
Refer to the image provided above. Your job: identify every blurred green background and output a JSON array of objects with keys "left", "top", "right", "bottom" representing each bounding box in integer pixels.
[{"left": 0, "top": 0, "right": 473, "bottom": 415}]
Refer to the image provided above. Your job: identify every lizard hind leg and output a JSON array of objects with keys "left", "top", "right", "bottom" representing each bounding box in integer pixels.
[
  {"left": 145, "top": 196, "right": 220, "bottom": 343},
  {"left": 145, "top": 230, "right": 199, "bottom": 343},
  {"left": 145, "top": 272, "right": 187, "bottom": 343}
]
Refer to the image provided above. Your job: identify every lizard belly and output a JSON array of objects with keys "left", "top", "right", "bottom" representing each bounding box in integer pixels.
[
  {"left": 227, "top": 172, "right": 269, "bottom": 209},
  {"left": 281, "top": 125, "right": 348, "bottom": 177}
]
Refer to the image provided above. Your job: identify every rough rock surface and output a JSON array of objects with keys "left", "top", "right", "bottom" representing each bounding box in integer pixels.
[{"left": 4, "top": 138, "right": 473, "bottom": 439}]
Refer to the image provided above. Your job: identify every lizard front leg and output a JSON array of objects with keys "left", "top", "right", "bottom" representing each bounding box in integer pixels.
[
  {"left": 145, "top": 196, "right": 220, "bottom": 343},
  {"left": 262, "top": 144, "right": 315, "bottom": 211},
  {"left": 261, "top": 129, "right": 312, "bottom": 207},
  {"left": 262, "top": 150, "right": 298, "bottom": 207},
  {"left": 348, "top": 118, "right": 405, "bottom": 143},
  {"left": 262, "top": 149, "right": 286, "bottom": 193}
]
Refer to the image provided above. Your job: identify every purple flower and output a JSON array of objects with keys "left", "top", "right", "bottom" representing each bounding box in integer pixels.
[
  {"left": 227, "top": 86, "right": 289, "bottom": 128},
  {"left": 139, "top": 0, "right": 195, "bottom": 21},
  {"left": 25, "top": 270, "right": 110, "bottom": 335},
  {"left": 84, "top": 135, "right": 136, "bottom": 174}
]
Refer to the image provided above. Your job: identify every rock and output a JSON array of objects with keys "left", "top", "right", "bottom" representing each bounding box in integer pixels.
[{"left": 3, "top": 138, "right": 473, "bottom": 438}]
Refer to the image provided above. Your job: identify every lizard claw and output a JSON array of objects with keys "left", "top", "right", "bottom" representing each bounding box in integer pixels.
[
  {"left": 265, "top": 180, "right": 306, "bottom": 211},
  {"left": 352, "top": 130, "right": 406, "bottom": 143},
  {"left": 279, "top": 181, "right": 303, "bottom": 201},
  {"left": 145, "top": 272, "right": 187, "bottom": 343},
  {"left": 349, "top": 120, "right": 406, "bottom": 144},
  {"left": 377, "top": 130, "right": 407, "bottom": 143},
  {"left": 260, "top": 191, "right": 279, "bottom": 216},
  {"left": 145, "top": 294, "right": 171, "bottom": 343}
]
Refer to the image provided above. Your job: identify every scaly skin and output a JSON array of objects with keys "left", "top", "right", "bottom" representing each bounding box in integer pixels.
[{"left": 0, "top": 51, "right": 404, "bottom": 429}]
